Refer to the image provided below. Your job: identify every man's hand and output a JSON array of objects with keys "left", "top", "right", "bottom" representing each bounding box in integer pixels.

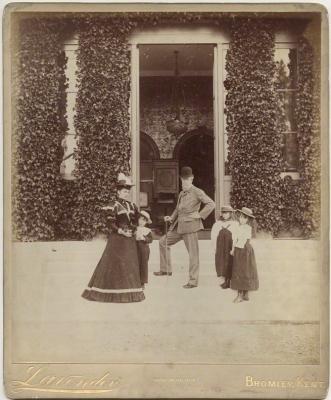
[{"left": 164, "top": 216, "right": 172, "bottom": 222}]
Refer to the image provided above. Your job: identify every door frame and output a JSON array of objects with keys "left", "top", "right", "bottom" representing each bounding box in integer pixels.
[{"left": 129, "top": 22, "right": 230, "bottom": 217}]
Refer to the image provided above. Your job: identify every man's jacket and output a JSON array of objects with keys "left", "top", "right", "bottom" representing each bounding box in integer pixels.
[{"left": 169, "top": 185, "right": 215, "bottom": 234}]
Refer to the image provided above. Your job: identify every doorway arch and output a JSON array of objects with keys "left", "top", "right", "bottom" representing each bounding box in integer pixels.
[
  {"left": 140, "top": 131, "right": 160, "bottom": 160},
  {"left": 139, "top": 132, "right": 159, "bottom": 222},
  {"left": 173, "top": 127, "right": 215, "bottom": 229}
]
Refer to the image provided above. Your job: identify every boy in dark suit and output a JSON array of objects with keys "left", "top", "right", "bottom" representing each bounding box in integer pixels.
[{"left": 136, "top": 211, "right": 153, "bottom": 290}]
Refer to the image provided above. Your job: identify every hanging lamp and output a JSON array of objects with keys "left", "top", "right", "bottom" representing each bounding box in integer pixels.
[{"left": 166, "top": 51, "right": 188, "bottom": 137}]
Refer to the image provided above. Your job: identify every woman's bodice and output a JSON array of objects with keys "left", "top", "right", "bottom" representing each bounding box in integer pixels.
[{"left": 104, "top": 198, "right": 139, "bottom": 231}]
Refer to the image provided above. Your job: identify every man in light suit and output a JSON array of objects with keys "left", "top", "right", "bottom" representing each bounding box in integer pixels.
[{"left": 154, "top": 167, "right": 215, "bottom": 288}]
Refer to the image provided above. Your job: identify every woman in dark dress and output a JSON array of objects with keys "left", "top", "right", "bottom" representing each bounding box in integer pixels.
[{"left": 82, "top": 174, "right": 145, "bottom": 303}]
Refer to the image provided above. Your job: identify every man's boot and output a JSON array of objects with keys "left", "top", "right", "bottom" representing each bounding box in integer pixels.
[
  {"left": 220, "top": 277, "right": 230, "bottom": 289},
  {"left": 233, "top": 290, "right": 243, "bottom": 303},
  {"left": 242, "top": 291, "right": 249, "bottom": 301}
]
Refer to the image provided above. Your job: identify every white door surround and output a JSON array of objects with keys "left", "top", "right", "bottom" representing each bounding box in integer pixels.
[{"left": 129, "top": 22, "right": 231, "bottom": 217}]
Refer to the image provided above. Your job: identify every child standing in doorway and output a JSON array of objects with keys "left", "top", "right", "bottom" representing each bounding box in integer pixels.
[
  {"left": 136, "top": 211, "right": 153, "bottom": 290},
  {"left": 211, "top": 206, "right": 239, "bottom": 288},
  {"left": 230, "top": 207, "right": 259, "bottom": 303}
]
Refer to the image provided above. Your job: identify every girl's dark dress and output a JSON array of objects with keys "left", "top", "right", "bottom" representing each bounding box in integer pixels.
[
  {"left": 230, "top": 224, "right": 259, "bottom": 291},
  {"left": 215, "top": 226, "right": 232, "bottom": 278},
  {"left": 82, "top": 198, "right": 145, "bottom": 303}
]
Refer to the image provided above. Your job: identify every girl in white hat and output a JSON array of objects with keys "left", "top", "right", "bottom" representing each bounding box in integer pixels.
[
  {"left": 211, "top": 206, "right": 239, "bottom": 288},
  {"left": 136, "top": 211, "right": 153, "bottom": 289},
  {"left": 230, "top": 207, "right": 259, "bottom": 303}
]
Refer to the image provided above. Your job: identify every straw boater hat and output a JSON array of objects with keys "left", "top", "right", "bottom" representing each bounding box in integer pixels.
[
  {"left": 117, "top": 173, "right": 134, "bottom": 188},
  {"left": 220, "top": 205, "right": 234, "bottom": 213},
  {"left": 237, "top": 207, "right": 255, "bottom": 218},
  {"left": 139, "top": 210, "right": 152, "bottom": 224}
]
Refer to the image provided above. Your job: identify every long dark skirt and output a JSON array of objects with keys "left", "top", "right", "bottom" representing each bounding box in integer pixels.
[
  {"left": 231, "top": 240, "right": 259, "bottom": 291},
  {"left": 215, "top": 228, "right": 233, "bottom": 278},
  {"left": 82, "top": 232, "right": 145, "bottom": 303}
]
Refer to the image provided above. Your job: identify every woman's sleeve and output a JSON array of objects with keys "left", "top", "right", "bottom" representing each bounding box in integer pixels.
[
  {"left": 232, "top": 226, "right": 238, "bottom": 247},
  {"left": 210, "top": 222, "right": 220, "bottom": 251},
  {"left": 246, "top": 225, "right": 252, "bottom": 240},
  {"left": 145, "top": 232, "right": 153, "bottom": 244},
  {"left": 105, "top": 203, "right": 119, "bottom": 232},
  {"left": 210, "top": 221, "right": 221, "bottom": 241},
  {"left": 131, "top": 203, "right": 140, "bottom": 226}
]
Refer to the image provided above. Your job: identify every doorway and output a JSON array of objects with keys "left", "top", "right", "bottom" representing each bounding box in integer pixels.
[
  {"left": 138, "top": 43, "right": 216, "bottom": 230},
  {"left": 174, "top": 128, "right": 215, "bottom": 229}
]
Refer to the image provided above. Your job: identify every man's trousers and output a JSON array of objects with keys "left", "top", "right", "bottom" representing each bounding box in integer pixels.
[{"left": 159, "top": 229, "right": 199, "bottom": 286}]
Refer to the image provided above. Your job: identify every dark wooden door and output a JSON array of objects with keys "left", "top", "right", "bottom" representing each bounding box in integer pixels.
[
  {"left": 140, "top": 160, "right": 154, "bottom": 216},
  {"left": 153, "top": 160, "right": 179, "bottom": 231},
  {"left": 178, "top": 133, "right": 215, "bottom": 229}
]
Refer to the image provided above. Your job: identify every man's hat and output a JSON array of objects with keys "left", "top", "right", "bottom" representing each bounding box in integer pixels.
[
  {"left": 117, "top": 173, "right": 135, "bottom": 188},
  {"left": 180, "top": 166, "right": 194, "bottom": 178},
  {"left": 220, "top": 205, "right": 234, "bottom": 213},
  {"left": 237, "top": 207, "right": 255, "bottom": 218},
  {"left": 139, "top": 210, "right": 152, "bottom": 224}
]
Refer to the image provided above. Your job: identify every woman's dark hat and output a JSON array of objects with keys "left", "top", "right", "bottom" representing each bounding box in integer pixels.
[
  {"left": 139, "top": 210, "right": 152, "bottom": 224},
  {"left": 180, "top": 166, "right": 194, "bottom": 178},
  {"left": 237, "top": 207, "right": 255, "bottom": 218},
  {"left": 117, "top": 173, "right": 135, "bottom": 188},
  {"left": 221, "top": 206, "right": 234, "bottom": 213}
]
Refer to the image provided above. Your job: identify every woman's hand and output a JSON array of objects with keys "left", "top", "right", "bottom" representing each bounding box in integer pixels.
[
  {"left": 230, "top": 249, "right": 234, "bottom": 256},
  {"left": 118, "top": 228, "right": 133, "bottom": 237},
  {"left": 122, "top": 230, "right": 133, "bottom": 238}
]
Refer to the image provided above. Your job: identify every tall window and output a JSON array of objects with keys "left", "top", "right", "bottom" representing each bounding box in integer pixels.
[
  {"left": 222, "top": 45, "right": 230, "bottom": 176},
  {"left": 59, "top": 32, "right": 78, "bottom": 179},
  {"left": 275, "top": 44, "right": 299, "bottom": 172},
  {"left": 222, "top": 43, "right": 299, "bottom": 175}
]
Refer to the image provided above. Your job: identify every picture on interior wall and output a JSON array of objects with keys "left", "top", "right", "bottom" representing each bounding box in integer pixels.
[{"left": 4, "top": 2, "right": 329, "bottom": 399}]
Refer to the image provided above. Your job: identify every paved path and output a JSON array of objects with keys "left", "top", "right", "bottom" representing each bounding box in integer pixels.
[{"left": 11, "top": 239, "right": 321, "bottom": 364}]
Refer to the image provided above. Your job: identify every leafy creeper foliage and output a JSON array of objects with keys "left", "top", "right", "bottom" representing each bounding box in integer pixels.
[
  {"left": 280, "top": 37, "right": 321, "bottom": 238},
  {"left": 12, "top": 19, "right": 64, "bottom": 241},
  {"left": 72, "top": 18, "right": 136, "bottom": 239},
  {"left": 12, "top": 15, "right": 320, "bottom": 240},
  {"left": 224, "top": 19, "right": 284, "bottom": 234}
]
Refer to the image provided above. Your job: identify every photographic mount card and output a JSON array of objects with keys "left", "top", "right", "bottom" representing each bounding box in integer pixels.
[{"left": 3, "top": 2, "right": 329, "bottom": 398}]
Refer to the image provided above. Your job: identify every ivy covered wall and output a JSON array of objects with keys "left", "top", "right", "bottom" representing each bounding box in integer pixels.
[
  {"left": 224, "top": 19, "right": 284, "bottom": 234},
  {"left": 280, "top": 37, "right": 321, "bottom": 238},
  {"left": 12, "top": 14, "right": 321, "bottom": 240},
  {"left": 72, "top": 18, "right": 135, "bottom": 239},
  {"left": 12, "top": 18, "right": 64, "bottom": 241}
]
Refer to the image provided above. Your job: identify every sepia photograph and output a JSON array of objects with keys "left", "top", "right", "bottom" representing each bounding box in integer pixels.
[{"left": 3, "top": 2, "right": 329, "bottom": 398}]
